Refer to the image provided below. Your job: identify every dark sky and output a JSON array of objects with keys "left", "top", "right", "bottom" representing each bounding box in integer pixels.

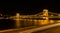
[{"left": 0, "top": 0, "right": 60, "bottom": 15}]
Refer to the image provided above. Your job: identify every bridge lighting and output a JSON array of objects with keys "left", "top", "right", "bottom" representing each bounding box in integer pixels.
[
  {"left": 34, "top": 20, "right": 38, "bottom": 25},
  {"left": 50, "top": 20, "right": 54, "bottom": 23},
  {"left": 0, "top": 14, "right": 2, "bottom": 16},
  {"left": 15, "top": 13, "right": 20, "bottom": 18},
  {"left": 43, "top": 9, "right": 48, "bottom": 11},
  {"left": 43, "top": 9, "right": 48, "bottom": 16},
  {"left": 43, "top": 17, "right": 46, "bottom": 19},
  {"left": 58, "top": 14, "right": 60, "bottom": 16},
  {"left": 15, "top": 13, "right": 20, "bottom": 28},
  {"left": 51, "top": 15, "right": 53, "bottom": 16},
  {"left": 43, "top": 9, "right": 49, "bottom": 20},
  {"left": 57, "top": 20, "right": 60, "bottom": 22}
]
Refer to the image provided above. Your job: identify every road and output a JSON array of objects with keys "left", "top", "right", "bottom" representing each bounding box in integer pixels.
[
  {"left": 33, "top": 26, "right": 60, "bottom": 33},
  {"left": 19, "top": 23, "right": 60, "bottom": 33},
  {"left": 1, "top": 23, "right": 60, "bottom": 33}
]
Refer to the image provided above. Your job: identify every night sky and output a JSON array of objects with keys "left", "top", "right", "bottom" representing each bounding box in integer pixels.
[{"left": 0, "top": 0, "right": 60, "bottom": 15}]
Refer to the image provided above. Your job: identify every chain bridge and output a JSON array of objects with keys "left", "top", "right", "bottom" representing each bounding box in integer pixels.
[
  {"left": 0, "top": 9, "right": 60, "bottom": 33},
  {"left": 9, "top": 9, "right": 60, "bottom": 20}
]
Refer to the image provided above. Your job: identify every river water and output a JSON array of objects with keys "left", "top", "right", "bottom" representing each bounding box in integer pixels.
[
  {"left": 0, "top": 19, "right": 60, "bottom": 30},
  {"left": 0, "top": 19, "right": 15, "bottom": 30}
]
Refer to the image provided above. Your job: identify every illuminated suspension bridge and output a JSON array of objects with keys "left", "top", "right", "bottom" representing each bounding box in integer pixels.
[
  {"left": 0, "top": 9, "right": 60, "bottom": 28},
  {"left": 0, "top": 9, "right": 60, "bottom": 33}
]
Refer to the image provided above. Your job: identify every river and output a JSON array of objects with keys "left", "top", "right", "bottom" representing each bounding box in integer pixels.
[{"left": 0, "top": 19, "right": 60, "bottom": 30}]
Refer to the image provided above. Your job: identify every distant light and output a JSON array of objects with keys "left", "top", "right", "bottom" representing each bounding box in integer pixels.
[
  {"left": 16, "top": 13, "right": 20, "bottom": 16},
  {"left": 43, "top": 9, "right": 48, "bottom": 12},
  {"left": 50, "top": 20, "right": 54, "bottom": 23},
  {"left": 43, "top": 17, "right": 46, "bottom": 19},
  {"left": 57, "top": 20, "right": 60, "bottom": 22},
  {"left": 58, "top": 14, "right": 60, "bottom": 16},
  {"left": 51, "top": 15, "right": 53, "bottom": 16}
]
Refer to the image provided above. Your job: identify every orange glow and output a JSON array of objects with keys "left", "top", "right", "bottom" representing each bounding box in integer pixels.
[
  {"left": 43, "top": 20, "right": 49, "bottom": 24},
  {"left": 43, "top": 9, "right": 48, "bottom": 16},
  {"left": 57, "top": 20, "right": 60, "bottom": 22},
  {"left": 58, "top": 14, "right": 60, "bottom": 16},
  {"left": 43, "top": 17, "right": 46, "bottom": 19},
  {"left": 38, "top": 20, "right": 49, "bottom": 25},
  {"left": 38, "top": 20, "right": 43, "bottom": 25},
  {"left": 34, "top": 20, "right": 37, "bottom": 25},
  {"left": 51, "top": 15, "right": 53, "bottom": 16},
  {"left": 50, "top": 20, "right": 54, "bottom": 23},
  {"left": 43, "top": 9, "right": 48, "bottom": 12},
  {"left": 15, "top": 13, "right": 20, "bottom": 28}
]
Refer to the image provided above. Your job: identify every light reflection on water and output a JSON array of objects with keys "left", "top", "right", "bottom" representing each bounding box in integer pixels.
[
  {"left": 32, "top": 20, "right": 60, "bottom": 33},
  {"left": 30, "top": 20, "right": 60, "bottom": 26},
  {"left": 0, "top": 19, "right": 15, "bottom": 30},
  {"left": 20, "top": 20, "right": 60, "bottom": 28},
  {"left": 36, "top": 20, "right": 60, "bottom": 25},
  {"left": 0, "top": 19, "right": 60, "bottom": 30}
]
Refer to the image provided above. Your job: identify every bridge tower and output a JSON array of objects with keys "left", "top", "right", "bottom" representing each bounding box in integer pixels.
[
  {"left": 43, "top": 9, "right": 48, "bottom": 17},
  {"left": 15, "top": 13, "right": 21, "bottom": 28},
  {"left": 43, "top": 9, "right": 49, "bottom": 24}
]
